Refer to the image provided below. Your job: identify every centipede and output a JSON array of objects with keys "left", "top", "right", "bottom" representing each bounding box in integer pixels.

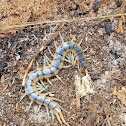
[{"left": 20, "top": 35, "right": 89, "bottom": 126}]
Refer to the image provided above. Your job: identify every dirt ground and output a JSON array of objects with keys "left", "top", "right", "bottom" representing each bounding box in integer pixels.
[{"left": 0, "top": 0, "right": 126, "bottom": 126}]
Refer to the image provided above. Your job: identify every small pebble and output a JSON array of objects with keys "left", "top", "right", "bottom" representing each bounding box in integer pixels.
[
  {"left": 93, "top": 0, "right": 100, "bottom": 12},
  {"left": 105, "top": 22, "right": 114, "bottom": 35}
]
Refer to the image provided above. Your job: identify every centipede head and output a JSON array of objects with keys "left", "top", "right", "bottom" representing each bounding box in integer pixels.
[{"left": 79, "top": 54, "right": 91, "bottom": 73}]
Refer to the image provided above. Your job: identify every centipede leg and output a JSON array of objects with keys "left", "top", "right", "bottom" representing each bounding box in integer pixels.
[
  {"left": 65, "top": 52, "right": 76, "bottom": 65},
  {"left": 55, "top": 113, "right": 63, "bottom": 126},
  {"left": 44, "top": 54, "right": 52, "bottom": 66},
  {"left": 40, "top": 80, "right": 46, "bottom": 88},
  {"left": 59, "top": 105, "right": 68, "bottom": 113},
  {"left": 73, "top": 57, "right": 77, "bottom": 66},
  {"left": 50, "top": 110, "right": 55, "bottom": 123},
  {"left": 70, "top": 52, "right": 76, "bottom": 65},
  {"left": 59, "top": 32, "right": 64, "bottom": 44},
  {"left": 47, "top": 79, "right": 53, "bottom": 86},
  {"left": 44, "top": 55, "right": 50, "bottom": 65},
  {"left": 77, "top": 38, "right": 83, "bottom": 46},
  {"left": 56, "top": 75, "right": 63, "bottom": 83},
  {"left": 44, "top": 54, "right": 63, "bottom": 83},
  {"left": 45, "top": 57, "right": 63, "bottom": 81},
  {"left": 48, "top": 47, "right": 54, "bottom": 57},
  {"left": 19, "top": 93, "right": 27, "bottom": 102},
  {"left": 36, "top": 104, "right": 41, "bottom": 113},
  {"left": 65, "top": 53, "right": 74, "bottom": 63},
  {"left": 36, "top": 61, "right": 39, "bottom": 69},
  {"left": 46, "top": 107, "right": 50, "bottom": 121},
  {"left": 71, "top": 35, "right": 76, "bottom": 42},
  {"left": 28, "top": 101, "right": 33, "bottom": 111},
  {"left": 54, "top": 41, "right": 58, "bottom": 48},
  {"left": 43, "top": 56, "right": 47, "bottom": 66},
  {"left": 65, "top": 58, "right": 71, "bottom": 63},
  {"left": 83, "top": 46, "right": 88, "bottom": 52},
  {"left": 51, "top": 97, "right": 63, "bottom": 103},
  {"left": 45, "top": 92, "right": 54, "bottom": 96},
  {"left": 84, "top": 54, "right": 90, "bottom": 58},
  {"left": 39, "top": 87, "right": 47, "bottom": 93},
  {"left": 36, "top": 82, "right": 47, "bottom": 93},
  {"left": 78, "top": 63, "right": 80, "bottom": 71},
  {"left": 85, "top": 58, "right": 90, "bottom": 61},
  {"left": 36, "top": 82, "right": 43, "bottom": 87},
  {"left": 59, "top": 112, "right": 70, "bottom": 126},
  {"left": 63, "top": 65, "right": 72, "bottom": 68}
]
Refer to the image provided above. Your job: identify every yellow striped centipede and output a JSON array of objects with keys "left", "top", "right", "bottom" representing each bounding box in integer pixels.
[{"left": 21, "top": 35, "right": 89, "bottom": 126}]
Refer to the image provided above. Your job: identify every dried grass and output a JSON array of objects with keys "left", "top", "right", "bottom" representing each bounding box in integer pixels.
[{"left": 0, "top": 0, "right": 58, "bottom": 37}]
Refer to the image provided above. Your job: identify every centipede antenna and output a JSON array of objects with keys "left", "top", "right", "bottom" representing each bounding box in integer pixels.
[
  {"left": 36, "top": 104, "right": 41, "bottom": 113},
  {"left": 56, "top": 75, "right": 63, "bottom": 83},
  {"left": 28, "top": 101, "right": 33, "bottom": 111},
  {"left": 19, "top": 93, "right": 27, "bottom": 102},
  {"left": 51, "top": 111, "right": 55, "bottom": 123},
  {"left": 48, "top": 47, "right": 54, "bottom": 57},
  {"left": 47, "top": 79, "right": 53, "bottom": 86},
  {"left": 46, "top": 107, "right": 50, "bottom": 121},
  {"left": 40, "top": 80, "right": 46, "bottom": 88},
  {"left": 54, "top": 41, "right": 58, "bottom": 49},
  {"left": 71, "top": 35, "right": 76, "bottom": 42},
  {"left": 36, "top": 61, "right": 39, "bottom": 69},
  {"left": 59, "top": 32, "right": 64, "bottom": 44}
]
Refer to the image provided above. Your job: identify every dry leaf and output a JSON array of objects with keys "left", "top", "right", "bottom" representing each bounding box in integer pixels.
[
  {"left": 116, "top": 16, "right": 125, "bottom": 34},
  {"left": 113, "top": 86, "right": 126, "bottom": 106},
  {"left": 1, "top": 74, "right": 4, "bottom": 83},
  {"left": 74, "top": 70, "right": 95, "bottom": 97}
]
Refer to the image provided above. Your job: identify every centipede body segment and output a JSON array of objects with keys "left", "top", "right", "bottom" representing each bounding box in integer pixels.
[{"left": 21, "top": 37, "right": 88, "bottom": 126}]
